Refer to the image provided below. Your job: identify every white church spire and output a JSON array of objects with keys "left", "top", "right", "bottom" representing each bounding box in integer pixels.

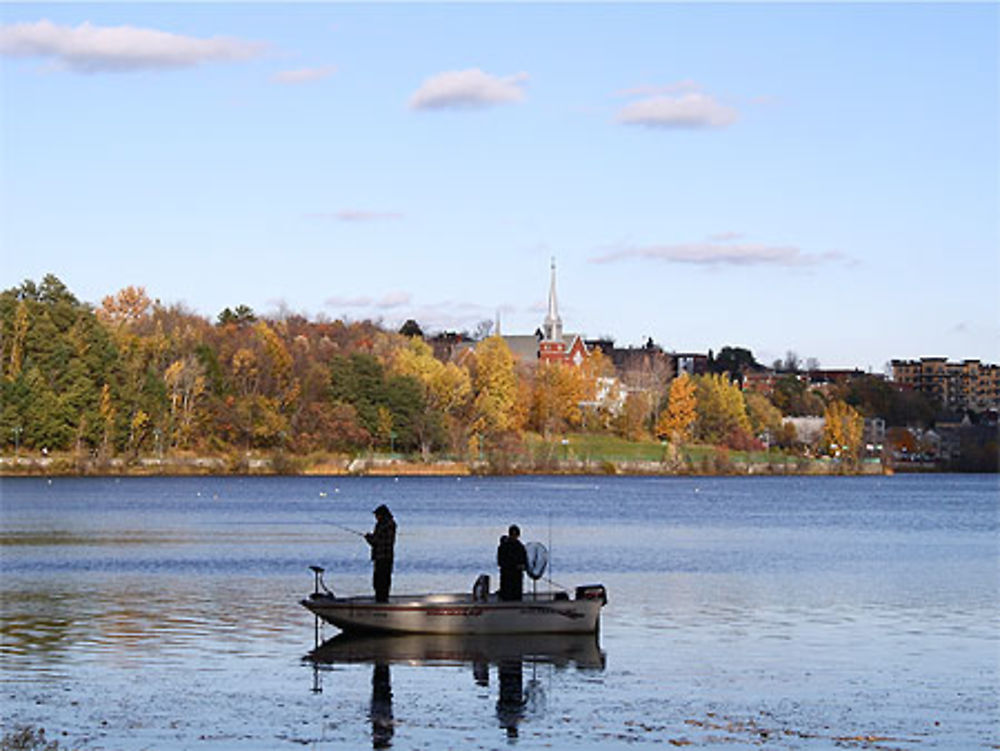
[{"left": 543, "top": 257, "right": 563, "bottom": 342}]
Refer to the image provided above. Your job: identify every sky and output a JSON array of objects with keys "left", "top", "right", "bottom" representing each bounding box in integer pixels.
[{"left": 1, "top": 2, "right": 997, "bottom": 372}]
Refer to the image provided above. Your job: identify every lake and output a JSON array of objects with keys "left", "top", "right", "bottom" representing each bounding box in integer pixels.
[{"left": 1, "top": 474, "right": 997, "bottom": 749}]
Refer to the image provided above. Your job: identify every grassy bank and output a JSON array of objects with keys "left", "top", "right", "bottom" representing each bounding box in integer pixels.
[{"left": 0, "top": 433, "right": 887, "bottom": 477}]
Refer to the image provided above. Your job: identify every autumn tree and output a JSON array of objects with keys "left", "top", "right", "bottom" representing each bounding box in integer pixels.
[
  {"left": 771, "top": 374, "right": 826, "bottom": 416},
  {"left": 529, "top": 361, "right": 585, "bottom": 438},
  {"left": 388, "top": 336, "right": 470, "bottom": 458},
  {"left": 655, "top": 372, "right": 697, "bottom": 443},
  {"left": 468, "top": 336, "right": 521, "bottom": 455},
  {"left": 163, "top": 356, "right": 206, "bottom": 449},
  {"left": 97, "top": 286, "right": 153, "bottom": 328},
  {"left": 744, "top": 391, "right": 784, "bottom": 443},
  {"left": 822, "top": 399, "right": 864, "bottom": 464},
  {"left": 694, "top": 373, "right": 753, "bottom": 448},
  {"left": 616, "top": 391, "right": 652, "bottom": 441}
]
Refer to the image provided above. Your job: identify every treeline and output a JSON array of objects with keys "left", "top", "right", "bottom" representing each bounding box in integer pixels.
[{"left": 1, "top": 275, "right": 939, "bottom": 467}]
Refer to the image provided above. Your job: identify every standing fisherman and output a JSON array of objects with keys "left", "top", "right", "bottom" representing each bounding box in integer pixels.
[
  {"left": 497, "top": 524, "right": 528, "bottom": 601},
  {"left": 365, "top": 504, "right": 396, "bottom": 603}
]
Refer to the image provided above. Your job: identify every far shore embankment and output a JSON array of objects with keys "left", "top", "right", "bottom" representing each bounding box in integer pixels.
[{"left": 0, "top": 452, "right": 897, "bottom": 477}]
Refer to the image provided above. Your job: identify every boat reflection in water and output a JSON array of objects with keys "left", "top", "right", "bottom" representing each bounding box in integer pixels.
[{"left": 306, "top": 632, "right": 605, "bottom": 745}]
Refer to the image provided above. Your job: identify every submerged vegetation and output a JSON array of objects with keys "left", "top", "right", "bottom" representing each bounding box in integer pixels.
[{"left": 1, "top": 726, "right": 72, "bottom": 751}]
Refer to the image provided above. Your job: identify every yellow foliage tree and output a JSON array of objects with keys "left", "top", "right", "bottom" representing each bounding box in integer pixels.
[
  {"left": 655, "top": 372, "right": 697, "bottom": 443},
  {"left": 7, "top": 300, "right": 29, "bottom": 381},
  {"left": 822, "top": 399, "right": 864, "bottom": 463},
  {"left": 389, "top": 337, "right": 472, "bottom": 457},
  {"left": 99, "top": 383, "right": 115, "bottom": 455},
  {"left": 254, "top": 321, "right": 300, "bottom": 412},
  {"left": 530, "top": 361, "right": 585, "bottom": 438},
  {"left": 469, "top": 336, "right": 520, "bottom": 442},
  {"left": 744, "top": 391, "right": 784, "bottom": 441},
  {"left": 391, "top": 337, "right": 471, "bottom": 416},
  {"left": 617, "top": 391, "right": 652, "bottom": 441},
  {"left": 694, "top": 373, "right": 752, "bottom": 446},
  {"left": 375, "top": 405, "right": 394, "bottom": 450},
  {"left": 164, "top": 356, "right": 206, "bottom": 449},
  {"left": 128, "top": 409, "right": 149, "bottom": 455}
]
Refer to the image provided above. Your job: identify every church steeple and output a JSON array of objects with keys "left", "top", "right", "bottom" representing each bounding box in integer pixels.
[{"left": 543, "top": 258, "right": 563, "bottom": 342}]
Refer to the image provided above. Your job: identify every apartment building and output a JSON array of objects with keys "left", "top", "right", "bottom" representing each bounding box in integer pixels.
[{"left": 891, "top": 357, "right": 1000, "bottom": 413}]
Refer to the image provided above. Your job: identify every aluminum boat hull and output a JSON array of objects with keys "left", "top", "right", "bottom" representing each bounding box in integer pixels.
[{"left": 301, "top": 590, "right": 605, "bottom": 635}]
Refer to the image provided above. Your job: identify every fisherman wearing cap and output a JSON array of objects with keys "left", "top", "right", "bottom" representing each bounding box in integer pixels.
[{"left": 365, "top": 504, "right": 397, "bottom": 603}]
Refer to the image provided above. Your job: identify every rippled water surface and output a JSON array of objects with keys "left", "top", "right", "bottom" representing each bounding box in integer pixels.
[{"left": 1, "top": 475, "right": 997, "bottom": 749}]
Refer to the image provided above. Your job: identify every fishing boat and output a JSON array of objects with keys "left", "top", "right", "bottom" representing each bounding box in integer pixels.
[{"left": 301, "top": 543, "right": 607, "bottom": 636}]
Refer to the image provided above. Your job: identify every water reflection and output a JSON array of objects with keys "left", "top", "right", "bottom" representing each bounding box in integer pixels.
[
  {"left": 306, "top": 633, "right": 605, "bottom": 746},
  {"left": 497, "top": 657, "right": 525, "bottom": 739},
  {"left": 370, "top": 662, "right": 393, "bottom": 749}
]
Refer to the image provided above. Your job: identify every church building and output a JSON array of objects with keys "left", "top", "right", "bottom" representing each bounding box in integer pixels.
[
  {"left": 447, "top": 260, "right": 589, "bottom": 367},
  {"left": 536, "top": 259, "right": 588, "bottom": 366}
]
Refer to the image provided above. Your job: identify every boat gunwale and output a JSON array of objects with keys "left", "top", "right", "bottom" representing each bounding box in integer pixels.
[{"left": 303, "top": 591, "right": 580, "bottom": 610}]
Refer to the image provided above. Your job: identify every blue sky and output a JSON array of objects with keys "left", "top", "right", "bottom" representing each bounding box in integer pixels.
[{"left": 1, "top": 3, "right": 997, "bottom": 371}]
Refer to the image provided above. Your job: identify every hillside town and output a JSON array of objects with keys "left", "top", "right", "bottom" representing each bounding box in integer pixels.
[{"left": 428, "top": 262, "right": 999, "bottom": 471}]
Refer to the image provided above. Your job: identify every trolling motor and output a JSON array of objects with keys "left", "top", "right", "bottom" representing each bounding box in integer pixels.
[
  {"left": 308, "top": 565, "right": 334, "bottom": 653},
  {"left": 309, "top": 565, "right": 334, "bottom": 599}
]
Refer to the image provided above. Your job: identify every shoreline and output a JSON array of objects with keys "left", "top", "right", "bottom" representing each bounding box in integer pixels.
[{"left": 0, "top": 453, "right": 906, "bottom": 477}]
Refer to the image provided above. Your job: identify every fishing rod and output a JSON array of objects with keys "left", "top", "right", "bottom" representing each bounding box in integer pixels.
[{"left": 317, "top": 520, "right": 367, "bottom": 538}]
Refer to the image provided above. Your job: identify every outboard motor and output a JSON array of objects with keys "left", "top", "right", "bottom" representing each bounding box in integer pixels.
[{"left": 575, "top": 584, "right": 608, "bottom": 605}]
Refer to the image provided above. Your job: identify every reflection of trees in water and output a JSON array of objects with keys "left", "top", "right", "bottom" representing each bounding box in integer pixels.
[{"left": 370, "top": 662, "right": 394, "bottom": 749}]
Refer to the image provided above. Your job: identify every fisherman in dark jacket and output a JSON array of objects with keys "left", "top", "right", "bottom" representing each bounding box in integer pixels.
[
  {"left": 497, "top": 524, "right": 528, "bottom": 601},
  {"left": 365, "top": 504, "right": 397, "bottom": 603}
]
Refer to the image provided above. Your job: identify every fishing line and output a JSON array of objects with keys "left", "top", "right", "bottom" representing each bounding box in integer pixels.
[{"left": 317, "top": 520, "right": 366, "bottom": 537}]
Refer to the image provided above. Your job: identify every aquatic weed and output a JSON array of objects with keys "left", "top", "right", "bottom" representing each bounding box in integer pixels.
[{"left": 0, "top": 726, "right": 69, "bottom": 751}]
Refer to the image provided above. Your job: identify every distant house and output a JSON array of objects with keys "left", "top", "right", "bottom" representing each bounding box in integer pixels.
[
  {"left": 783, "top": 416, "right": 825, "bottom": 446},
  {"left": 742, "top": 371, "right": 780, "bottom": 395},
  {"left": 673, "top": 352, "right": 710, "bottom": 378}
]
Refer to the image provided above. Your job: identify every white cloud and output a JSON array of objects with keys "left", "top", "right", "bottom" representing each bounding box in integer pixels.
[
  {"left": 409, "top": 68, "right": 528, "bottom": 110},
  {"left": 376, "top": 292, "right": 412, "bottom": 309},
  {"left": 335, "top": 210, "right": 403, "bottom": 222},
  {"left": 615, "top": 80, "right": 700, "bottom": 98},
  {"left": 270, "top": 65, "right": 336, "bottom": 85},
  {"left": 591, "top": 242, "right": 848, "bottom": 267},
  {"left": 324, "top": 295, "right": 373, "bottom": 308},
  {"left": 322, "top": 292, "right": 505, "bottom": 332},
  {"left": 617, "top": 92, "right": 738, "bottom": 129},
  {"left": 324, "top": 291, "right": 411, "bottom": 311},
  {"left": 304, "top": 210, "right": 404, "bottom": 222},
  {"left": 708, "top": 231, "right": 746, "bottom": 243},
  {"left": 0, "top": 19, "right": 266, "bottom": 73}
]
